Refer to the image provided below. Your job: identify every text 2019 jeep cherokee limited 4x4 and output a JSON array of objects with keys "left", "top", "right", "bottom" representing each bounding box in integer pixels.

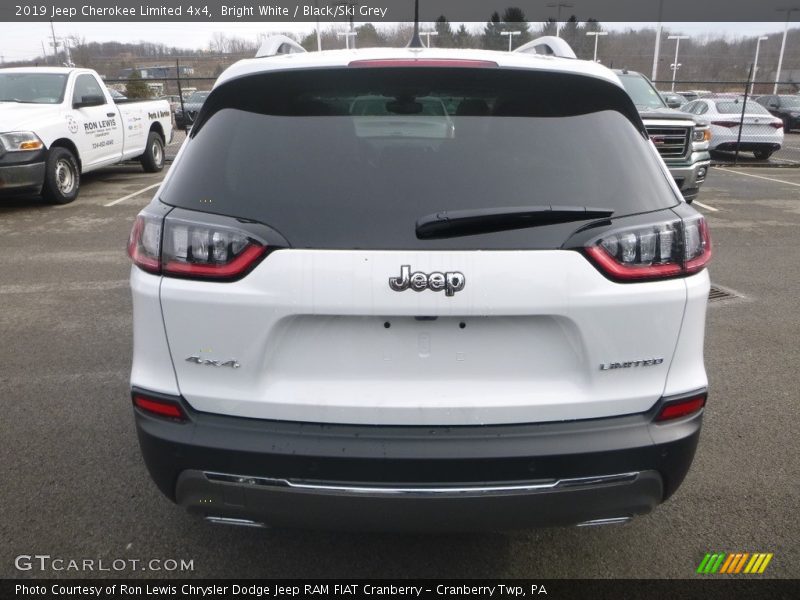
[{"left": 128, "top": 40, "right": 712, "bottom": 531}]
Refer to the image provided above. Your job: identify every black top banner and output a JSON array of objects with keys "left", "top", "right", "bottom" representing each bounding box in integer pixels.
[{"left": 4, "top": 0, "right": 800, "bottom": 23}]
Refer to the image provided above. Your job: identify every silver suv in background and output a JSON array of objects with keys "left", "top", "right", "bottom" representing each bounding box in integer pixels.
[{"left": 615, "top": 69, "right": 711, "bottom": 204}]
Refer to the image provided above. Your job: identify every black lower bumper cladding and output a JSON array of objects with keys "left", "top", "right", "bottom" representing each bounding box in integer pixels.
[{"left": 133, "top": 387, "right": 704, "bottom": 531}]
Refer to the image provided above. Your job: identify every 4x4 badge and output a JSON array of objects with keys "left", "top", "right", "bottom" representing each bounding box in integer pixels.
[
  {"left": 389, "top": 265, "right": 465, "bottom": 297},
  {"left": 186, "top": 355, "right": 240, "bottom": 368}
]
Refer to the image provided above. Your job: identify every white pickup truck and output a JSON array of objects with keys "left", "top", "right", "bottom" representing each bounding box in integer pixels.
[{"left": 0, "top": 67, "right": 172, "bottom": 203}]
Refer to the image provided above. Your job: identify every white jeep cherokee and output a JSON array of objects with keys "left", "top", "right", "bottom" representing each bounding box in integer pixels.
[{"left": 128, "top": 41, "right": 712, "bottom": 531}]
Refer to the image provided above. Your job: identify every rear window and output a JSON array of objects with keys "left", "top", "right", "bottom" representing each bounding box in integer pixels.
[
  {"left": 160, "top": 68, "right": 678, "bottom": 250},
  {"left": 716, "top": 101, "right": 770, "bottom": 115}
]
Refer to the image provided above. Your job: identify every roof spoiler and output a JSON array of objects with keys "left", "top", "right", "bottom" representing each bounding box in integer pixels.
[
  {"left": 514, "top": 36, "right": 576, "bottom": 59},
  {"left": 255, "top": 35, "right": 306, "bottom": 58}
]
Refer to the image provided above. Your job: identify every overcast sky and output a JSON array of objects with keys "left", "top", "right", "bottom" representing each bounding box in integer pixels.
[{"left": 0, "top": 21, "right": 794, "bottom": 63}]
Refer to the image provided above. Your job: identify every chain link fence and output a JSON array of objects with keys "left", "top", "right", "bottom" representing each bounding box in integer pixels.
[
  {"left": 98, "top": 55, "right": 245, "bottom": 160},
  {"left": 100, "top": 56, "right": 800, "bottom": 167}
]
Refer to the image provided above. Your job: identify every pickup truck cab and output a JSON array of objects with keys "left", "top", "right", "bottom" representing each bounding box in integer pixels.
[{"left": 0, "top": 67, "right": 172, "bottom": 203}]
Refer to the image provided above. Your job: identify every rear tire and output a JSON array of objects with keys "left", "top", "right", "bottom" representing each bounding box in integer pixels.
[
  {"left": 753, "top": 149, "right": 774, "bottom": 160},
  {"left": 141, "top": 131, "right": 165, "bottom": 173},
  {"left": 42, "top": 147, "right": 80, "bottom": 205}
]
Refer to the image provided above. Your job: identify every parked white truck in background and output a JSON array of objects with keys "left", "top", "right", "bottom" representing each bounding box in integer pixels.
[{"left": 0, "top": 67, "right": 172, "bottom": 204}]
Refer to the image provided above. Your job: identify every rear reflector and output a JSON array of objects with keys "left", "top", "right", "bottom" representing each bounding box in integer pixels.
[
  {"left": 349, "top": 59, "right": 498, "bottom": 68},
  {"left": 132, "top": 394, "right": 186, "bottom": 421},
  {"left": 655, "top": 394, "right": 706, "bottom": 422}
]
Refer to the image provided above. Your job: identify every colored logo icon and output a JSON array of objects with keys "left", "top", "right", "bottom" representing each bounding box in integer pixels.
[{"left": 697, "top": 552, "right": 773, "bottom": 574}]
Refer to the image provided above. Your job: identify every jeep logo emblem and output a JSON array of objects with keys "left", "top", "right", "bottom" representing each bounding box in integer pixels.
[{"left": 389, "top": 265, "right": 465, "bottom": 297}]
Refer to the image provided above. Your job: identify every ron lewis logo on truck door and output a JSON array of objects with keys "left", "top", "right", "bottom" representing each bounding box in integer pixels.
[{"left": 83, "top": 118, "right": 117, "bottom": 134}]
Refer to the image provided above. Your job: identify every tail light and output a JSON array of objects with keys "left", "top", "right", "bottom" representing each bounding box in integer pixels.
[
  {"left": 132, "top": 392, "right": 187, "bottom": 422},
  {"left": 655, "top": 393, "right": 706, "bottom": 422},
  {"left": 769, "top": 120, "right": 784, "bottom": 129},
  {"left": 585, "top": 215, "right": 711, "bottom": 282},
  {"left": 711, "top": 121, "right": 739, "bottom": 128},
  {"left": 128, "top": 212, "right": 268, "bottom": 281}
]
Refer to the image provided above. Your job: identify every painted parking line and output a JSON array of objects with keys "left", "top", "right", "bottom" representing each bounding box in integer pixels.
[
  {"left": 104, "top": 182, "right": 161, "bottom": 207},
  {"left": 693, "top": 201, "right": 719, "bottom": 212},
  {"left": 711, "top": 167, "right": 800, "bottom": 188}
]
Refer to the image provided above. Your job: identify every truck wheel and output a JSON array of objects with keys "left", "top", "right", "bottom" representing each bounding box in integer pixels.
[
  {"left": 753, "top": 149, "right": 774, "bottom": 160},
  {"left": 42, "top": 147, "right": 80, "bottom": 205},
  {"left": 141, "top": 131, "right": 165, "bottom": 173}
]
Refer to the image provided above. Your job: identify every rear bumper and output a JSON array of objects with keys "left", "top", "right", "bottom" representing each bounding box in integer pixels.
[
  {"left": 134, "top": 388, "right": 705, "bottom": 531},
  {"left": 713, "top": 141, "right": 781, "bottom": 153}
]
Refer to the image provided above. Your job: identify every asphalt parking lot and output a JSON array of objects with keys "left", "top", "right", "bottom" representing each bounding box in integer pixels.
[{"left": 1, "top": 163, "right": 798, "bottom": 580}]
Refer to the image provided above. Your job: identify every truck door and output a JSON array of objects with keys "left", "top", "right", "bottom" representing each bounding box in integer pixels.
[{"left": 70, "top": 73, "right": 123, "bottom": 168}]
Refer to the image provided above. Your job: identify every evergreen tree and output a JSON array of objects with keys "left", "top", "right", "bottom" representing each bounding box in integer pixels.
[
  {"left": 435, "top": 16, "right": 455, "bottom": 47},
  {"left": 125, "top": 71, "right": 150, "bottom": 99},
  {"left": 540, "top": 18, "right": 557, "bottom": 37},
  {"left": 482, "top": 12, "right": 505, "bottom": 50},
  {"left": 502, "top": 7, "right": 532, "bottom": 47},
  {"left": 454, "top": 24, "right": 473, "bottom": 49},
  {"left": 560, "top": 16, "right": 581, "bottom": 50},
  {"left": 356, "top": 23, "right": 384, "bottom": 48}
]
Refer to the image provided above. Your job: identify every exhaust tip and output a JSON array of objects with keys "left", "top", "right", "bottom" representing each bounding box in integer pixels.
[
  {"left": 205, "top": 516, "right": 267, "bottom": 529},
  {"left": 576, "top": 517, "right": 632, "bottom": 527}
]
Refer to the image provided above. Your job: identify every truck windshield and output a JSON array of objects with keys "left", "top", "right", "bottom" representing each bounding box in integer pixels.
[
  {"left": 618, "top": 73, "right": 667, "bottom": 110},
  {"left": 0, "top": 73, "right": 68, "bottom": 104}
]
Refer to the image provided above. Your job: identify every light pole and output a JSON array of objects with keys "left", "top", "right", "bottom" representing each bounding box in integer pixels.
[
  {"left": 668, "top": 35, "right": 689, "bottom": 92},
  {"left": 334, "top": 2, "right": 358, "bottom": 49},
  {"left": 585, "top": 31, "right": 608, "bottom": 62},
  {"left": 651, "top": 0, "right": 664, "bottom": 80},
  {"left": 751, "top": 36, "right": 768, "bottom": 95},
  {"left": 337, "top": 31, "right": 357, "bottom": 49},
  {"left": 313, "top": 0, "right": 322, "bottom": 51},
  {"left": 420, "top": 30, "right": 438, "bottom": 48},
  {"left": 546, "top": 3, "right": 573, "bottom": 38},
  {"left": 774, "top": 7, "right": 799, "bottom": 94},
  {"left": 500, "top": 30, "right": 521, "bottom": 52}
]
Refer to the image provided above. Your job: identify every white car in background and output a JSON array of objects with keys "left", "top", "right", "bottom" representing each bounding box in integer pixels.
[{"left": 682, "top": 97, "right": 784, "bottom": 160}]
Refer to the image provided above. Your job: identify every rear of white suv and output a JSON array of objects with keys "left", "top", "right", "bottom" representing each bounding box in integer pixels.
[{"left": 128, "top": 49, "right": 711, "bottom": 531}]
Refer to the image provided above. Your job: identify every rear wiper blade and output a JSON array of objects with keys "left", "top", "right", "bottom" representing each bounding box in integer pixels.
[{"left": 416, "top": 205, "right": 614, "bottom": 240}]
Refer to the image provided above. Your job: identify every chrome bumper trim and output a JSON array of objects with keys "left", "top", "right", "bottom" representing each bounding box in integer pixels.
[{"left": 202, "top": 470, "right": 640, "bottom": 497}]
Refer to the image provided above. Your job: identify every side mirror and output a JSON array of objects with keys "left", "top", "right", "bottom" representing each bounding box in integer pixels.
[{"left": 73, "top": 94, "right": 105, "bottom": 108}]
